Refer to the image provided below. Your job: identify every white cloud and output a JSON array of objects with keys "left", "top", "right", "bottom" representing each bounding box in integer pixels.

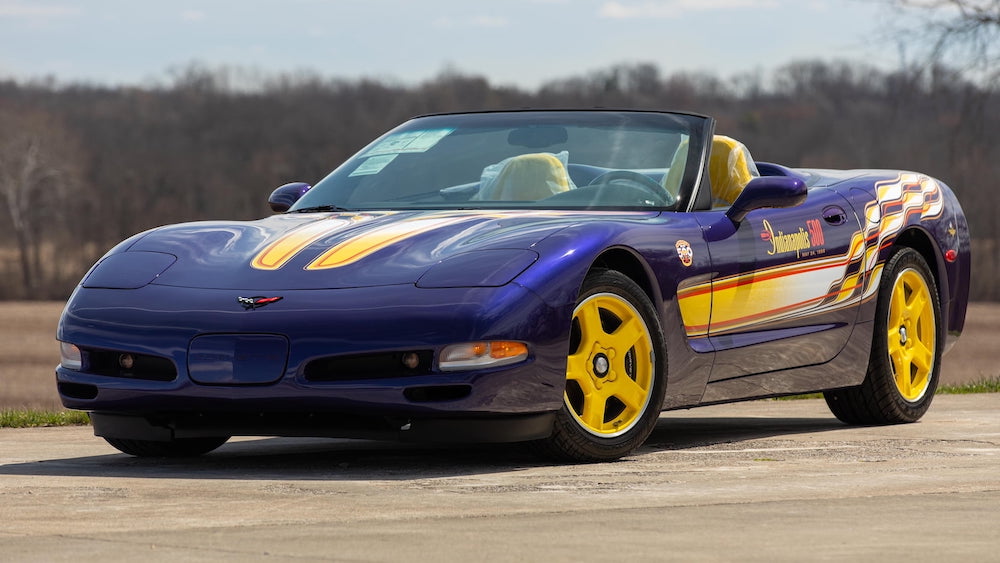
[
  {"left": 599, "top": 0, "right": 778, "bottom": 19},
  {"left": 180, "top": 9, "right": 206, "bottom": 22},
  {"left": 306, "top": 26, "right": 327, "bottom": 38},
  {"left": 470, "top": 15, "right": 508, "bottom": 28},
  {"left": 0, "top": 2, "right": 79, "bottom": 17},
  {"left": 433, "top": 15, "right": 509, "bottom": 29}
]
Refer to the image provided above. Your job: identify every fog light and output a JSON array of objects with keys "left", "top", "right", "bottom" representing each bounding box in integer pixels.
[
  {"left": 59, "top": 342, "right": 82, "bottom": 371},
  {"left": 119, "top": 353, "right": 135, "bottom": 370},
  {"left": 401, "top": 352, "right": 421, "bottom": 370},
  {"left": 439, "top": 341, "right": 529, "bottom": 372}
]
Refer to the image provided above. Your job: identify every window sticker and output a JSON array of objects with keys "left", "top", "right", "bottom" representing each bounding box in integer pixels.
[
  {"left": 366, "top": 128, "right": 453, "bottom": 156},
  {"left": 349, "top": 154, "right": 398, "bottom": 177}
]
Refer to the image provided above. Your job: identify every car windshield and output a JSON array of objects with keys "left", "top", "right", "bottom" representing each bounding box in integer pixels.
[{"left": 291, "top": 111, "right": 709, "bottom": 212}]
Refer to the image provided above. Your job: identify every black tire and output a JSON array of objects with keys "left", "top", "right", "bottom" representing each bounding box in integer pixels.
[
  {"left": 532, "top": 270, "right": 667, "bottom": 462},
  {"left": 824, "top": 247, "right": 942, "bottom": 424},
  {"left": 104, "top": 436, "right": 230, "bottom": 457}
]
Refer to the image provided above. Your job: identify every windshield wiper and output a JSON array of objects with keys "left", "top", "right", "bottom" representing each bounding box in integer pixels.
[{"left": 292, "top": 204, "right": 354, "bottom": 213}]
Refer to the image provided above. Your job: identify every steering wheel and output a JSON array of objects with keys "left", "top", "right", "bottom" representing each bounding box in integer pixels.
[{"left": 587, "top": 170, "right": 675, "bottom": 206}]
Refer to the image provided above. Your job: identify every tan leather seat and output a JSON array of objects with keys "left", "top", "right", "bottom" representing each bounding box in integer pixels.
[
  {"left": 661, "top": 139, "right": 689, "bottom": 199},
  {"left": 708, "top": 135, "right": 758, "bottom": 207},
  {"left": 478, "top": 153, "right": 571, "bottom": 201}
]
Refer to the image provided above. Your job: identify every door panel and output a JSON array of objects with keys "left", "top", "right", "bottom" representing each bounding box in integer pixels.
[{"left": 696, "top": 188, "right": 866, "bottom": 381}]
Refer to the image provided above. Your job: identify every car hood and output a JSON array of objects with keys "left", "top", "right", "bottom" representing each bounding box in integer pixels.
[{"left": 113, "top": 210, "right": 613, "bottom": 290}]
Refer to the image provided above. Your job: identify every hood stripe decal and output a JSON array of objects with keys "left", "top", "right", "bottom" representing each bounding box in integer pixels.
[
  {"left": 251, "top": 214, "right": 380, "bottom": 271},
  {"left": 306, "top": 215, "right": 473, "bottom": 270},
  {"left": 251, "top": 210, "right": 580, "bottom": 272}
]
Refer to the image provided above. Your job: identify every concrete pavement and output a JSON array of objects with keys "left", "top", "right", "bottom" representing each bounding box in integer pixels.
[{"left": 1, "top": 394, "right": 998, "bottom": 562}]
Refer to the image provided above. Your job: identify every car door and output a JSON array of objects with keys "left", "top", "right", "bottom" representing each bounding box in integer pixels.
[{"left": 695, "top": 187, "right": 865, "bottom": 381}]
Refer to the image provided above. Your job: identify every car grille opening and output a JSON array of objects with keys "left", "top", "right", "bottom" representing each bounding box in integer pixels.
[
  {"left": 58, "top": 382, "right": 98, "bottom": 400},
  {"left": 403, "top": 385, "right": 472, "bottom": 403},
  {"left": 303, "top": 350, "right": 433, "bottom": 382},
  {"left": 83, "top": 348, "right": 177, "bottom": 381}
]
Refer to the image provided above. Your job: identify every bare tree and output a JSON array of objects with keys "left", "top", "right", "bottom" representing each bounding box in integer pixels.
[
  {"left": 886, "top": 0, "right": 1000, "bottom": 72},
  {"left": 0, "top": 106, "right": 82, "bottom": 298},
  {"left": 0, "top": 61, "right": 996, "bottom": 300}
]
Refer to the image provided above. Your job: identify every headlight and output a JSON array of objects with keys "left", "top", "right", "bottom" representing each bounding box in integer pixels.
[
  {"left": 417, "top": 249, "right": 537, "bottom": 288},
  {"left": 439, "top": 341, "right": 529, "bottom": 372},
  {"left": 59, "top": 342, "right": 83, "bottom": 371},
  {"left": 82, "top": 251, "right": 176, "bottom": 289}
]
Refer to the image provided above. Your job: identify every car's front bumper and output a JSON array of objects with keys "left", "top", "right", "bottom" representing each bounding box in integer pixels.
[
  {"left": 56, "top": 282, "right": 571, "bottom": 441},
  {"left": 89, "top": 410, "right": 558, "bottom": 443}
]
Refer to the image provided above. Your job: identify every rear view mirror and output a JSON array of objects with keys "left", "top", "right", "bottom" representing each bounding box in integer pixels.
[
  {"left": 726, "top": 176, "right": 807, "bottom": 224},
  {"left": 268, "top": 182, "right": 312, "bottom": 212}
]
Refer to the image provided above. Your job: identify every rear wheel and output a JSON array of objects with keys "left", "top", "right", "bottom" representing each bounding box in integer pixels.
[
  {"left": 825, "top": 247, "right": 941, "bottom": 424},
  {"left": 104, "top": 436, "right": 230, "bottom": 457},
  {"left": 534, "top": 270, "right": 666, "bottom": 462}
]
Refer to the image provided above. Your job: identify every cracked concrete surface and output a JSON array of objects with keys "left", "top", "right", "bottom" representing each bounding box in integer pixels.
[{"left": 1, "top": 394, "right": 998, "bottom": 562}]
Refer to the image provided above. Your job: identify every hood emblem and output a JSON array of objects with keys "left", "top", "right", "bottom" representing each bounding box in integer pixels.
[{"left": 237, "top": 296, "right": 283, "bottom": 310}]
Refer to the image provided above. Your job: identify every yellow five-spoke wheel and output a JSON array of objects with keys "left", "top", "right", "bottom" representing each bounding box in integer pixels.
[
  {"left": 825, "top": 247, "right": 942, "bottom": 424},
  {"left": 534, "top": 269, "right": 666, "bottom": 462},
  {"left": 888, "top": 268, "right": 936, "bottom": 402},
  {"left": 565, "top": 293, "right": 654, "bottom": 437}
]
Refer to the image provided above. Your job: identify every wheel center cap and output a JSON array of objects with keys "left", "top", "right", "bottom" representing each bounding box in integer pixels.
[
  {"left": 899, "top": 326, "right": 908, "bottom": 345},
  {"left": 593, "top": 353, "right": 610, "bottom": 377}
]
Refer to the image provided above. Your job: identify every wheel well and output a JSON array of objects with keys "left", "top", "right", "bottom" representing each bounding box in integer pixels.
[
  {"left": 590, "top": 249, "right": 656, "bottom": 303},
  {"left": 894, "top": 228, "right": 942, "bottom": 295}
]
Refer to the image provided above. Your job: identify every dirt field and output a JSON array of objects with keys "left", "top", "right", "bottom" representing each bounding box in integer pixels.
[{"left": 1, "top": 302, "right": 997, "bottom": 410}]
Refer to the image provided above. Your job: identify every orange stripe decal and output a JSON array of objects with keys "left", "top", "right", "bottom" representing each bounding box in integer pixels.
[
  {"left": 251, "top": 215, "right": 378, "bottom": 270},
  {"left": 305, "top": 215, "right": 471, "bottom": 270}
]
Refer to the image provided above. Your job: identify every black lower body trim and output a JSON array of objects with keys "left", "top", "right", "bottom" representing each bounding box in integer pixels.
[{"left": 89, "top": 411, "right": 556, "bottom": 444}]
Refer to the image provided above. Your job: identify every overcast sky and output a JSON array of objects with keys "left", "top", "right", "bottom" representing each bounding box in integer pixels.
[{"left": 1, "top": 0, "right": 915, "bottom": 89}]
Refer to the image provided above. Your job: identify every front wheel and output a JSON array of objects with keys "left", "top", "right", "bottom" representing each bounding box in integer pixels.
[
  {"left": 533, "top": 270, "right": 666, "bottom": 462},
  {"left": 824, "top": 247, "right": 942, "bottom": 424},
  {"left": 104, "top": 436, "right": 230, "bottom": 457}
]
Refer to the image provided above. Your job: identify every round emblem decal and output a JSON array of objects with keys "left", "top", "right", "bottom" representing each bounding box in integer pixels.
[{"left": 675, "top": 239, "right": 693, "bottom": 267}]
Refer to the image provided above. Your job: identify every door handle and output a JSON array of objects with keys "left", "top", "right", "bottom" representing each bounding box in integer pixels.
[{"left": 823, "top": 206, "right": 848, "bottom": 226}]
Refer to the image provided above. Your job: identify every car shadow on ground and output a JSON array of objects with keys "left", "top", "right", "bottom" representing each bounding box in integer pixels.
[
  {"left": 0, "top": 412, "right": 848, "bottom": 482},
  {"left": 643, "top": 413, "right": 846, "bottom": 451}
]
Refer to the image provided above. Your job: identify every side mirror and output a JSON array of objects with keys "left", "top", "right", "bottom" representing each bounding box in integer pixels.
[
  {"left": 268, "top": 182, "right": 312, "bottom": 213},
  {"left": 726, "top": 176, "right": 807, "bottom": 224}
]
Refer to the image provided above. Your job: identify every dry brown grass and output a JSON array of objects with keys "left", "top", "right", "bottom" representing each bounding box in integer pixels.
[
  {"left": 1, "top": 302, "right": 997, "bottom": 410},
  {"left": 0, "top": 302, "right": 67, "bottom": 409}
]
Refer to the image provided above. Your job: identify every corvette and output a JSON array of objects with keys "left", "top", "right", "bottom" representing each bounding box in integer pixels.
[{"left": 56, "top": 110, "right": 970, "bottom": 462}]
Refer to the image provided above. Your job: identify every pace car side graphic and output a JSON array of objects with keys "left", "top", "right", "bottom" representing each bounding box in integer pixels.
[
  {"left": 679, "top": 173, "right": 942, "bottom": 340},
  {"left": 858, "top": 173, "right": 943, "bottom": 300},
  {"left": 761, "top": 218, "right": 826, "bottom": 259},
  {"left": 678, "top": 235, "right": 866, "bottom": 338}
]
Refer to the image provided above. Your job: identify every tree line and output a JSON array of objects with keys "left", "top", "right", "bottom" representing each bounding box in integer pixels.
[{"left": 0, "top": 60, "right": 996, "bottom": 300}]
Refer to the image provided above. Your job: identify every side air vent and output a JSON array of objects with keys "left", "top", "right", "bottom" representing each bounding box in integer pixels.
[
  {"left": 57, "top": 382, "right": 99, "bottom": 400},
  {"left": 303, "top": 350, "right": 433, "bottom": 382},
  {"left": 83, "top": 348, "right": 177, "bottom": 382},
  {"left": 403, "top": 385, "right": 472, "bottom": 403}
]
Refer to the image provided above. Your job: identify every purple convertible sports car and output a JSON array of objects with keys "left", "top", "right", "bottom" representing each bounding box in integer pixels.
[{"left": 56, "top": 110, "right": 970, "bottom": 462}]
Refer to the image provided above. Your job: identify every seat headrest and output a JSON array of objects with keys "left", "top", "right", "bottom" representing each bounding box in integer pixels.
[
  {"left": 478, "top": 152, "right": 571, "bottom": 201},
  {"left": 709, "top": 135, "right": 758, "bottom": 206}
]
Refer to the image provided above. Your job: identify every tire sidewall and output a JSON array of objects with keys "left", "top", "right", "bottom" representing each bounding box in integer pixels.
[
  {"left": 551, "top": 269, "right": 667, "bottom": 460},
  {"left": 869, "top": 247, "right": 942, "bottom": 419}
]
